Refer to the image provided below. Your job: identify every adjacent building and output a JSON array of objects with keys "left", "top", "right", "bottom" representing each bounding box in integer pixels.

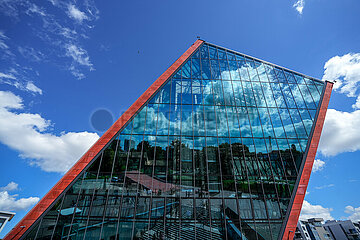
[
  {"left": 4, "top": 40, "right": 333, "bottom": 239},
  {"left": 294, "top": 218, "right": 333, "bottom": 240},
  {"left": 0, "top": 211, "right": 15, "bottom": 235},
  {"left": 324, "top": 220, "right": 360, "bottom": 240}
]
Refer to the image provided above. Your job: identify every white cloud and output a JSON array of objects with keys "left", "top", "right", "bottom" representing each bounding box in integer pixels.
[
  {"left": 0, "top": 72, "right": 16, "bottom": 80},
  {"left": 66, "top": 44, "right": 93, "bottom": 68},
  {"left": 18, "top": 46, "right": 44, "bottom": 62},
  {"left": 0, "top": 71, "right": 43, "bottom": 95},
  {"left": 323, "top": 53, "right": 360, "bottom": 107},
  {"left": 0, "top": 91, "right": 99, "bottom": 173},
  {"left": 26, "top": 82, "right": 42, "bottom": 95},
  {"left": 314, "top": 184, "right": 335, "bottom": 190},
  {"left": 25, "top": 3, "right": 46, "bottom": 17},
  {"left": 0, "top": 30, "right": 9, "bottom": 50},
  {"left": 293, "top": 0, "right": 305, "bottom": 15},
  {"left": 0, "top": 182, "right": 39, "bottom": 212},
  {"left": 313, "top": 159, "right": 325, "bottom": 172},
  {"left": 0, "top": 182, "right": 18, "bottom": 192},
  {"left": 319, "top": 109, "right": 360, "bottom": 156},
  {"left": 300, "top": 200, "right": 334, "bottom": 221},
  {"left": 0, "top": 91, "right": 23, "bottom": 109},
  {"left": 345, "top": 206, "right": 360, "bottom": 222},
  {"left": 67, "top": 4, "right": 88, "bottom": 23}
]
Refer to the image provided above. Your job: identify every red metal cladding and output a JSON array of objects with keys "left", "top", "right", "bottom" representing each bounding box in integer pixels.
[
  {"left": 282, "top": 81, "right": 333, "bottom": 240},
  {"left": 4, "top": 39, "right": 204, "bottom": 240}
]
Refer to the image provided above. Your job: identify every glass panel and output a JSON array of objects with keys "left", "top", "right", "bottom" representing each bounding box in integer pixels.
[
  {"left": 217, "top": 49, "right": 227, "bottom": 60},
  {"left": 212, "top": 80, "right": 225, "bottom": 105},
  {"left": 157, "top": 104, "right": 170, "bottom": 136},
  {"left": 265, "top": 64, "right": 277, "bottom": 82},
  {"left": 248, "top": 107, "right": 263, "bottom": 138},
  {"left": 181, "top": 79, "right": 192, "bottom": 105},
  {"left": 297, "top": 84, "right": 317, "bottom": 109},
  {"left": 232, "top": 81, "right": 246, "bottom": 106},
  {"left": 237, "top": 107, "right": 252, "bottom": 138},
  {"left": 284, "top": 70, "right": 296, "bottom": 83},
  {"left": 307, "top": 84, "right": 321, "bottom": 107},
  {"left": 181, "top": 104, "right": 193, "bottom": 136},
  {"left": 252, "top": 82, "right": 267, "bottom": 107},
  {"left": 201, "top": 58, "right": 211, "bottom": 80},
  {"left": 192, "top": 79, "right": 202, "bottom": 105},
  {"left": 182, "top": 61, "right": 191, "bottom": 79},
  {"left": 280, "top": 83, "right": 297, "bottom": 108},
  {"left": 229, "top": 60, "right": 241, "bottom": 80},
  {"left": 209, "top": 45, "right": 218, "bottom": 59},
  {"left": 279, "top": 108, "right": 297, "bottom": 138},
  {"left": 247, "top": 58, "right": 260, "bottom": 82},
  {"left": 191, "top": 57, "right": 201, "bottom": 79},
  {"left": 238, "top": 58, "right": 250, "bottom": 80},
  {"left": 274, "top": 68, "right": 287, "bottom": 83},
  {"left": 289, "top": 83, "right": 307, "bottom": 109},
  {"left": 204, "top": 105, "right": 216, "bottom": 137},
  {"left": 261, "top": 82, "right": 277, "bottom": 107},
  {"left": 258, "top": 108, "right": 275, "bottom": 138},
  {"left": 145, "top": 104, "right": 158, "bottom": 135},
  {"left": 242, "top": 81, "right": 256, "bottom": 107},
  {"left": 215, "top": 105, "right": 229, "bottom": 137},
  {"left": 211, "top": 59, "right": 221, "bottom": 79},
  {"left": 200, "top": 44, "right": 209, "bottom": 59},
  {"left": 219, "top": 59, "right": 231, "bottom": 80},
  {"left": 150, "top": 80, "right": 171, "bottom": 104},
  {"left": 294, "top": 74, "right": 305, "bottom": 84}
]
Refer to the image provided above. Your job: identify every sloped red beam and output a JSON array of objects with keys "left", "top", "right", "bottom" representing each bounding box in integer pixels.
[
  {"left": 4, "top": 39, "right": 204, "bottom": 240},
  {"left": 282, "top": 81, "right": 333, "bottom": 240}
]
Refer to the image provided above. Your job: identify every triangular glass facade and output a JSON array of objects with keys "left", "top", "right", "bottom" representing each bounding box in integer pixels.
[{"left": 23, "top": 43, "right": 325, "bottom": 240}]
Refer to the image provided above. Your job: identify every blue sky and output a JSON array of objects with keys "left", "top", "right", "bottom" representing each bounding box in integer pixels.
[{"left": 1, "top": 0, "right": 360, "bottom": 237}]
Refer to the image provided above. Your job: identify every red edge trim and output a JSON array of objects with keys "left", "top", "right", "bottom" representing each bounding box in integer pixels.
[
  {"left": 4, "top": 39, "right": 204, "bottom": 240},
  {"left": 282, "top": 81, "right": 333, "bottom": 240}
]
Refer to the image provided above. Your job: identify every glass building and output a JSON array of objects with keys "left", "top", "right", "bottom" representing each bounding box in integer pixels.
[{"left": 5, "top": 40, "right": 333, "bottom": 240}]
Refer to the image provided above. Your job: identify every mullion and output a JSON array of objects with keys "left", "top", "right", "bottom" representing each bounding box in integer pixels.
[
  {"left": 257, "top": 75, "right": 288, "bottom": 221},
  {"left": 130, "top": 105, "right": 150, "bottom": 239},
  {"left": 65, "top": 173, "right": 87, "bottom": 240},
  {"left": 241, "top": 60, "right": 274, "bottom": 238},
  {"left": 287, "top": 84, "right": 311, "bottom": 137},
  {"left": 224, "top": 52, "right": 245, "bottom": 234},
  {"left": 246, "top": 70, "right": 274, "bottom": 238},
  {"left": 82, "top": 151, "right": 105, "bottom": 240},
  {"left": 264, "top": 80, "right": 295, "bottom": 210},
  {"left": 146, "top": 102, "right": 161, "bottom": 236},
  {"left": 99, "top": 135, "right": 121, "bottom": 239},
  {"left": 178, "top": 67, "right": 183, "bottom": 240},
  {"left": 114, "top": 120, "right": 136, "bottom": 239},
  {"left": 253, "top": 63, "right": 291, "bottom": 238},
  {"left": 267, "top": 82, "right": 299, "bottom": 177},
  {"left": 212, "top": 106, "right": 229, "bottom": 240},
  {"left": 49, "top": 194, "right": 66, "bottom": 239},
  {"left": 233, "top": 58, "right": 258, "bottom": 228},
  {"left": 163, "top": 77, "right": 173, "bottom": 237},
  {"left": 203, "top": 44, "right": 215, "bottom": 237},
  {"left": 190, "top": 54, "right": 198, "bottom": 239}
]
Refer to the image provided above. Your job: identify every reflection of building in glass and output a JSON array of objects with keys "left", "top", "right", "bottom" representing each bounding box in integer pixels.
[{"left": 5, "top": 40, "right": 333, "bottom": 240}]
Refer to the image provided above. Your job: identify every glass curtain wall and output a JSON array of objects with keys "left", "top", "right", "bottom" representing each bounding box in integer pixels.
[{"left": 23, "top": 43, "right": 325, "bottom": 240}]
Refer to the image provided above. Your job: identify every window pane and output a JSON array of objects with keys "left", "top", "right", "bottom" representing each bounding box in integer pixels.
[{"left": 202, "top": 80, "right": 214, "bottom": 105}]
